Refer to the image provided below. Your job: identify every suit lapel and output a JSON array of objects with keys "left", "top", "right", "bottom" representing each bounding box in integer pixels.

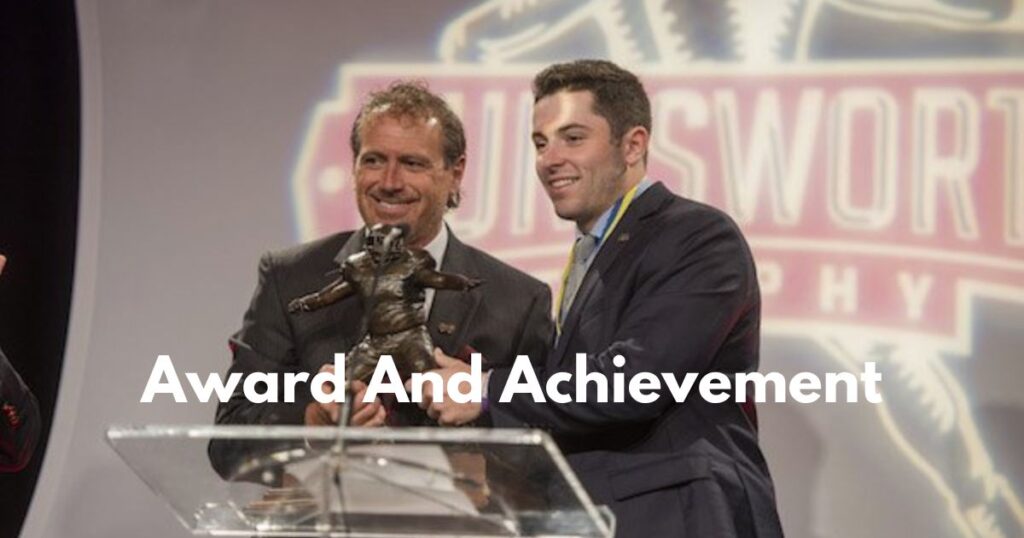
[
  {"left": 323, "top": 230, "right": 365, "bottom": 359},
  {"left": 333, "top": 228, "right": 364, "bottom": 265},
  {"left": 553, "top": 183, "right": 673, "bottom": 362},
  {"left": 427, "top": 230, "right": 481, "bottom": 356}
]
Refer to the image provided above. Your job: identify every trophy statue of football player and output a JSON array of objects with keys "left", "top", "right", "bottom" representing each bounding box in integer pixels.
[{"left": 287, "top": 223, "right": 481, "bottom": 384}]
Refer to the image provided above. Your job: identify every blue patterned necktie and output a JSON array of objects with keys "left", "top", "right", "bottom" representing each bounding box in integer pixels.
[{"left": 559, "top": 233, "right": 598, "bottom": 324}]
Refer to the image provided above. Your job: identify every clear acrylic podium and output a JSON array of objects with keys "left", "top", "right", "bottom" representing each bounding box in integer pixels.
[{"left": 107, "top": 425, "right": 614, "bottom": 537}]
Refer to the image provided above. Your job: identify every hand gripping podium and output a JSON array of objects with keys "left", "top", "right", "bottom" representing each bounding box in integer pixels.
[{"left": 106, "top": 425, "right": 615, "bottom": 537}]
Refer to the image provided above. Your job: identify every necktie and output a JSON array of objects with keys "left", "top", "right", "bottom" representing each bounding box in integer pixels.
[{"left": 559, "top": 234, "right": 598, "bottom": 324}]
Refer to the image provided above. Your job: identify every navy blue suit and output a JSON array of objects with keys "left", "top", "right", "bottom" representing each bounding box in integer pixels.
[{"left": 488, "top": 183, "right": 783, "bottom": 537}]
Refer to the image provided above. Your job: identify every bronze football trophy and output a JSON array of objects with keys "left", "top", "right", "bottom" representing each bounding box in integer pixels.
[{"left": 287, "top": 223, "right": 481, "bottom": 385}]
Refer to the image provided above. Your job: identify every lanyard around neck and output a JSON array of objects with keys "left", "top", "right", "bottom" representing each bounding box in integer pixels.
[{"left": 555, "top": 183, "right": 641, "bottom": 331}]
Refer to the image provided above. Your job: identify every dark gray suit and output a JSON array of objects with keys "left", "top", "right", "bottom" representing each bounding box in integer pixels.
[{"left": 209, "top": 227, "right": 552, "bottom": 474}]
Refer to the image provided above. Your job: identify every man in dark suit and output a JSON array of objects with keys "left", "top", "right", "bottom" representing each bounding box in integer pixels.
[
  {"left": 0, "top": 346, "right": 38, "bottom": 474},
  {"left": 0, "top": 255, "right": 41, "bottom": 474},
  {"left": 210, "top": 82, "right": 552, "bottom": 472},
  {"left": 422, "top": 60, "right": 783, "bottom": 537}
]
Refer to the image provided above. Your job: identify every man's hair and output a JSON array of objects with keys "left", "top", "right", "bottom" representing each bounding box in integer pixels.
[
  {"left": 532, "top": 59, "right": 651, "bottom": 142},
  {"left": 349, "top": 81, "right": 466, "bottom": 169}
]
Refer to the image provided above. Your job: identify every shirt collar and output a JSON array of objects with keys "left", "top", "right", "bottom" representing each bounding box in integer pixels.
[
  {"left": 577, "top": 177, "right": 653, "bottom": 242},
  {"left": 422, "top": 221, "right": 449, "bottom": 267}
]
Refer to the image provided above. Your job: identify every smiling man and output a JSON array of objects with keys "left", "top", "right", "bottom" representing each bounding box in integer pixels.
[
  {"left": 209, "top": 82, "right": 552, "bottom": 475},
  {"left": 421, "top": 60, "right": 784, "bottom": 537}
]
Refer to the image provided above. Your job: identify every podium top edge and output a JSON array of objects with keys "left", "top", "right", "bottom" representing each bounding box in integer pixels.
[{"left": 105, "top": 424, "right": 549, "bottom": 445}]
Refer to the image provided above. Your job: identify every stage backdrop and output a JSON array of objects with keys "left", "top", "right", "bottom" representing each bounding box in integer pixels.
[{"left": 24, "top": 1, "right": 1024, "bottom": 537}]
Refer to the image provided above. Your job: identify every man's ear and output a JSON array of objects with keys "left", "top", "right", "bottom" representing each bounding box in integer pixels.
[
  {"left": 448, "top": 155, "right": 467, "bottom": 209},
  {"left": 451, "top": 154, "right": 466, "bottom": 191},
  {"left": 621, "top": 126, "right": 650, "bottom": 167},
  {"left": 451, "top": 154, "right": 466, "bottom": 184}
]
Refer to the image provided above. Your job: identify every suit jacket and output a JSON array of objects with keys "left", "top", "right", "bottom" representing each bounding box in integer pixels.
[
  {"left": 488, "top": 183, "right": 783, "bottom": 537},
  {"left": 0, "top": 346, "right": 40, "bottom": 473},
  {"left": 209, "top": 227, "right": 553, "bottom": 474}
]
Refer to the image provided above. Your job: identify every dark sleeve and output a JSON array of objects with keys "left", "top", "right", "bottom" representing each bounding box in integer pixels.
[
  {"left": 510, "top": 283, "right": 554, "bottom": 368},
  {"left": 0, "top": 346, "right": 41, "bottom": 473},
  {"left": 209, "top": 254, "right": 313, "bottom": 478},
  {"left": 215, "top": 253, "right": 312, "bottom": 426},
  {"left": 479, "top": 283, "right": 553, "bottom": 428},
  {"left": 487, "top": 215, "right": 757, "bottom": 435}
]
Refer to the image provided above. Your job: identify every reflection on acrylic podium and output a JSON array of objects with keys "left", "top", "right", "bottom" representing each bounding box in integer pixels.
[{"left": 107, "top": 425, "right": 614, "bottom": 537}]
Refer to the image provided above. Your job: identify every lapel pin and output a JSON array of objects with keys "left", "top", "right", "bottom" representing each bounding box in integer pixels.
[
  {"left": 438, "top": 322, "right": 456, "bottom": 335},
  {"left": 618, "top": 233, "right": 630, "bottom": 242}
]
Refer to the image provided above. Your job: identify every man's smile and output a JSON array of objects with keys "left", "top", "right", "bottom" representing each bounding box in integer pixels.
[
  {"left": 369, "top": 193, "right": 418, "bottom": 218},
  {"left": 545, "top": 175, "right": 580, "bottom": 193}
]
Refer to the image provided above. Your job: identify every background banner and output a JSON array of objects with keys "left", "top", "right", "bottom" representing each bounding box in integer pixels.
[{"left": 25, "top": 1, "right": 1024, "bottom": 537}]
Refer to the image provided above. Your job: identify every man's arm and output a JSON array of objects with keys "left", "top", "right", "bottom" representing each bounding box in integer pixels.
[
  {"left": 0, "top": 346, "right": 40, "bottom": 473},
  {"left": 215, "top": 253, "right": 311, "bottom": 428},
  {"left": 467, "top": 283, "right": 553, "bottom": 428},
  {"left": 510, "top": 284, "right": 555, "bottom": 365},
  {"left": 423, "top": 213, "right": 757, "bottom": 431},
  {"left": 0, "top": 255, "right": 41, "bottom": 473}
]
